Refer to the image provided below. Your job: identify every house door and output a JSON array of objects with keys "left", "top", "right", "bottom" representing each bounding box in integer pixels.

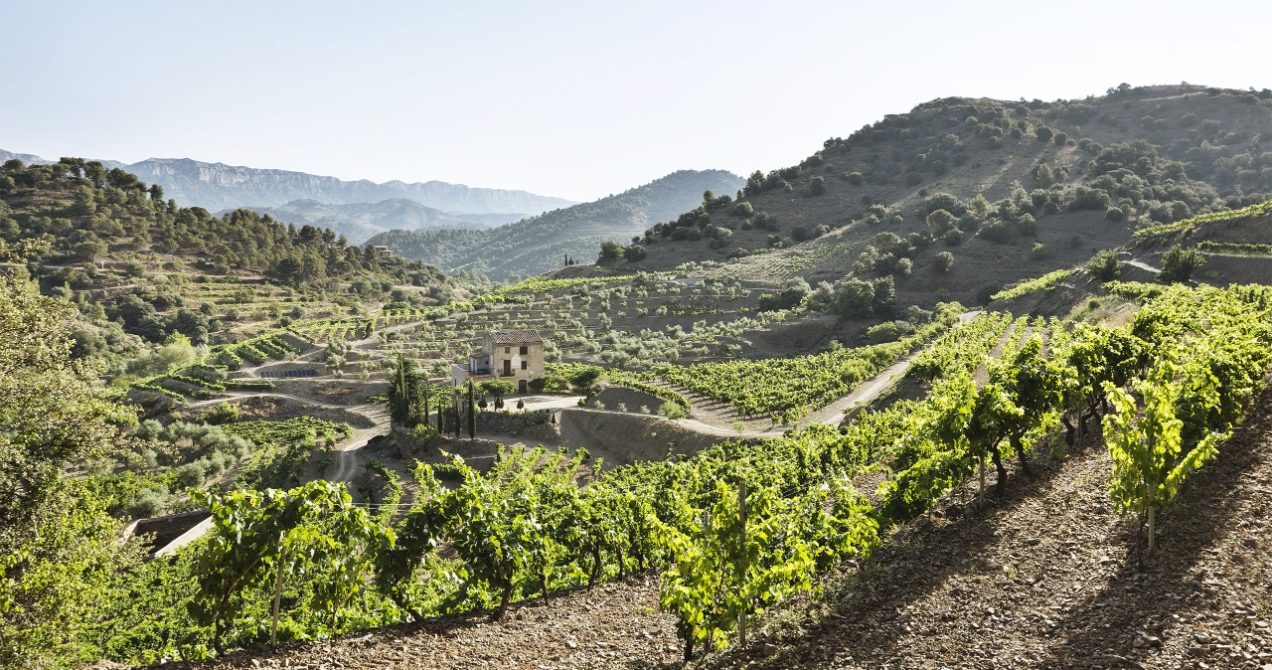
[
  {"left": 518, "top": 379, "right": 528, "bottom": 394},
  {"left": 503, "top": 359, "right": 512, "bottom": 376}
]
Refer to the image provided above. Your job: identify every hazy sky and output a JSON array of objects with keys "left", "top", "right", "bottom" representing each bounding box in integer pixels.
[{"left": 3, "top": 0, "right": 1270, "bottom": 202}]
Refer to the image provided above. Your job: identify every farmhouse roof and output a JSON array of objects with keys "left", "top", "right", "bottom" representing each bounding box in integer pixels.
[{"left": 489, "top": 329, "right": 542, "bottom": 345}]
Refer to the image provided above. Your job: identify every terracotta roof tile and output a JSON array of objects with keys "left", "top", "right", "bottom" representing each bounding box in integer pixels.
[{"left": 489, "top": 329, "right": 542, "bottom": 344}]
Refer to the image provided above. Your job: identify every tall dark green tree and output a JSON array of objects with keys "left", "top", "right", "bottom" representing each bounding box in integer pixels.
[{"left": 467, "top": 381, "right": 477, "bottom": 439}]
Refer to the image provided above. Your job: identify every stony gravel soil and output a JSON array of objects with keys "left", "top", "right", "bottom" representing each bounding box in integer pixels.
[
  {"left": 157, "top": 391, "right": 1272, "bottom": 670},
  {"left": 704, "top": 390, "right": 1272, "bottom": 670},
  {"left": 163, "top": 577, "right": 682, "bottom": 670}
]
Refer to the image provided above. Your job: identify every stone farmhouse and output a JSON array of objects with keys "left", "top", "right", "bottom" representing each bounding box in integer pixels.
[{"left": 450, "top": 329, "right": 544, "bottom": 394}]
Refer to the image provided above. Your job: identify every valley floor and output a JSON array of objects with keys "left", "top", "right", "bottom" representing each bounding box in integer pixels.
[{"left": 158, "top": 390, "right": 1272, "bottom": 670}]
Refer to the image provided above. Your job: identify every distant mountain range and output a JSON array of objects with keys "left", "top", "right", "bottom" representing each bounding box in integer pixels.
[
  {"left": 215, "top": 198, "right": 519, "bottom": 245},
  {"left": 367, "top": 169, "right": 745, "bottom": 279},
  {"left": 0, "top": 150, "right": 576, "bottom": 216}
]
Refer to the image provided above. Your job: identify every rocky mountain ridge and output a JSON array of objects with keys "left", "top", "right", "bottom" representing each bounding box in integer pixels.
[
  {"left": 368, "top": 168, "right": 745, "bottom": 279},
  {"left": 0, "top": 150, "right": 576, "bottom": 215}
]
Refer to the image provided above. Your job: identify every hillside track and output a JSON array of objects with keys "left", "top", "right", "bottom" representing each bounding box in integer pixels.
[{"left": 703, "top": 388, "right": 1272, "bottom": 670}]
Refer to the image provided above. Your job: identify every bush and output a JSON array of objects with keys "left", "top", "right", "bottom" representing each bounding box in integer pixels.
[
  {"left": 204, "top": 402, "right": 239, "bottom": 425},
  {"left": 871, "top": 276, "right": 896, "bottom": 317},
  {"left": 1104, "top": 207, "right": 1127, "bottom": 222},
  {"left": 1086, "top": 249, "right": 1121, "bottom": 282},
  {"left": 624, "top": 244, "right": 647, "bottom": 261},
  {"left": 975, "top": 283, "right": 1002, "bottom": 305},
  {"left": 846, "top": 171, "right": 864, "bottom": 186},
  {"left": 790, "top": 226, "right": 809, "bottom": 242},
  {"left": 1158, "top": 244, "right": 1205, "bottom": 284},
  {"left": 174, "top": 462, "right": 206, "bottom": 489},
  {"left": 978, "top": 221, "right": 1012, "bottom": 244},
  {"left": 1035, "top": 126, "right": 1054, "bottom": 142},
  {"left": 895, "top": 257, "right": 913, "bottom": 278},
  {"left": 808, "top": 176, "right": 826, "bottom": 196},
  {"left": 926, "top": 209, "right": 958, "bottom": 235},
  {"left": 1017, "top": 213, "right": 1037, "bottom": 236},
  {"left": 934, "top": 251, "right": 954, "bottom": 273},
  {"left": 413, "top": 422, "right": 438, "bottom": 445},
  {"left": 865, "top": 321, "right": 901, "bottom": 342},
  {"left": 1068, "top": 186, "right": 1111, "bottom": 212},
  {"left": 1030, "top": 243, "right": 1049, "bottom": 260},
  {"left": 731, "top": 201, "right": 753, "bottom": 217},
  {"left": 659, "top": 402, "right": 688, "bottom": 420},
  {"left": 1054, "top": 132, "right": 1068, "bottom": 145},
  {"left": 1034, "top": 163, "right": 1054, "bottom": 188},
  {"left": 598, "top": 241, "right": 624, "bottom": 262},
  {"left": 924, "top": 192, "right": 967, "bottom": 216},
  {"left": 835, "top": 278, "right": 874, "bottom": 318},
  {"left": 943, "top": 229, "right": 963, "bottom": 246}
]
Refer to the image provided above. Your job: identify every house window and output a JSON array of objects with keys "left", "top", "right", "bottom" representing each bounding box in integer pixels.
[
  {"left": 521, "top": 360, "right": 528, "bottom": 370},
  {"left": 505, "top": 347, "right": 510, "bottom": 354},
  {"left": 519, "top": 346, "right": 528, "bottom": 355}
]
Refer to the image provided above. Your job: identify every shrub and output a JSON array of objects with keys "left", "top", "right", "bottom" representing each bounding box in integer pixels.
[
  {"left": 1017, "top": 213, "right": 1037, "bottom": 236},
  {"left": 924, "top": 192, "right": 967, "bottom": 216},
  {"left": 731, "top": 201, "right": 754, "bottom": 217},
  {"left": 813, "top": 224, "right": 829, "bottom": 237},
  {"left": 1035, "top": 163, "right": 1054, "bottom": 188},
  {"left": 1035, "top": 126, "right": 1054, "bottom": 142},
  {"left": 846, "top": 171, "right": 864, "bottom": 186},
  {"left": 808, "top": 176, "right": 826, "bottom": 196},
  {"left": 934, "top": 251, "right": 954, "bottom": 273},
  {"left": 895, "top": 257, "right": 913, "bottom": 278},
  {"left": 790, "top": 226, "right": 810, "bottom": 242},
  {"left": 943, "top": 229, "right": 963, "bottom": 246},
  {"left": 978, "top": 221, "right": 1012, "bottom": 244},
  {"left": 871, "top": 276, "right": 896, "bottom": 317},
  {"left": 1104, "top": 207, "right": 1127, "bottom": 222},
  {"left": 1068, "top": 186, "right": 1112, "bottom": 212},
  {"left": 204, "top": 402, "right": 239, "bottom": 425},
  {"left": 1053, "top": 132, "right": 1068, "bottom": 145},
  {"left": 1086, "top": 249, "right": 1121, "bottom": 281},
  {"left": 659, "top": 402, "right": 688, "bottom": 420},
  {"left": 975, "top": 283, "right": 1002, "bottom": 305},
  {"left": 1158, "top": 245, "right": 1205, "bottom": 284},
  {"left": 598, "top": 241, "right": 624, "bottom": 262},
  {"left": 865, "top": 321, "right": 901, "bottom": 342},
  {"left": 1030, "top": 243, "right": 1049, "bottom": 260},
  {"left": 835, "top": 278, "right": 874, "bottom": 318},
  {"left": 926, "top": 209, "right": 958, "bottom": 235},
  {"left": 624, "top": 244, "right": 647, "bottom": 261}
]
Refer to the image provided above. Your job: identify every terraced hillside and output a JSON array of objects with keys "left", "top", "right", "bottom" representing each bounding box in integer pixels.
[{"left": 590, "top": 84, "right": 1272, "bottom": 310}]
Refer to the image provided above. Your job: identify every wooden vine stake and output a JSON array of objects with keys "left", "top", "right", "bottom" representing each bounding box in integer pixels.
[
  {"left": 271, "top": 541, "right": 287, "bottom": 647},
  {"left": 738, "top": 479, "right": 747, "bottom": 648}
]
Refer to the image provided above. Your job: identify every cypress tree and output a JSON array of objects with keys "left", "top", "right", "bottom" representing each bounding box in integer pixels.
[{"left": 467, "top": 381, "right": 477, "bottom": 439}]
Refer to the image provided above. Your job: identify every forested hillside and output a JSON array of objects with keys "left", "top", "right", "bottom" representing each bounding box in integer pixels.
[
  {"left": 595, "top": 83, "right": 1272, "bottom": 307},
  {"left": 0, "top": 158, "right": 450, "bottom": 356},
  {"left": 368, "top": 169, "right": 744, "bottom": 280},
  {"left": 218, "top": 198, "right": 512, "bottom": 245}
]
